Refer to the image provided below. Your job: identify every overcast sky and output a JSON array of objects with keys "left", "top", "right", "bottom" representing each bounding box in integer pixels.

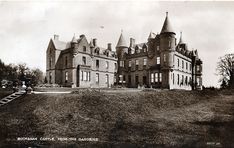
[{"left": 0, "top": 1, "right": 234, "bottom": 87}]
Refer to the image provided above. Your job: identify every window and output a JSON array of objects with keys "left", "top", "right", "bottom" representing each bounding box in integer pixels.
[
  {"left": 49, "top": 72, "right": 52, "bottom": 84},
  {"left": 178, "top": 59, "right": 180, "bottom": 67},
  {"left": 96, "top": 73, "right": 99, "bottom": 83},
  {"left": 173, "top": 73, "right": 175, "bottom": 84},
  {"left": 155, "top": 73, "right": 158, "bottom": 82},
  {"left": 135, "top": 75, "right": 139, "bottom": 85},
  {"left": 159, "top": 73, "right": 162, "bottom": 82},
  {"left": 143, "top": 48, "right": 146, "bottom": 52},
  {"left": 105, "top": 74, "right": 109, "bottom": 84},
  {"left": 197, "top": 65, "right": 200, "bottom": 71},
  {"left": 157, "top": 46, "right": 159, "bottom": 51},
  {"left": 119, "top": 75, "right": 123, "bottom": 83},
  {"left": 88, "top": 72, "right": 90, "bottom": 81},
  {"left": 82, "top": 56, "right": 86, "bottom": 65},
  {"left": 135, "top": 59, "right": 139, "bottom": 65},
  {"left": 190, "top": 64, "right": 192, "bottom": 71},
  {"left": 50, "top": 57, "right": 52, "bottom": 68},
  {"left": 182, "top": 60, "right": 184, "bottom": 69},
  {"left": 143, "top": 58, "right": 147, "bottom": 66},
  {"left": 120, "top": 60, "right": 124, "bottom": 67},
  {"left": 123, "top": 75, "right": 126, "bottom": 82},
  {"left": 81, "top": 71, "right": 83, "bottom": 81},
  {"left": 157, "top": 57, "right": 160, "bottom": 64},
  {"left": 182, "top": 75, "right": 184, "bottom": 85},
  {"left": 163, "top": 54, "right": 166, "bottom": 62},
  {"left": 169, "top": 41, "right": 171, "bottom": 48},
  {"left": 83, "top": 71, "right": 87, "bottom": 81},
  {"left": 65, "top": 56, "right": 68, "bottom": 68},
  {"left": 114, "top": 63, "right": 117, "bottom": 70},
  {"left": 186, "top": 62, "right": 188, "bottom": 70},
  {"left": 151, "top": 73, "right": 154, "bottom": 83},
  {"left": 185, "top": 76, "right": 188, "bottom": 85},
  {"left": 106, "top": 61, "right": 109, "bottom": 69},
  {"left": 177, "top": 74, "right": 179, "bottom": 85},
  {"left": 114, "top": 75, "right": 116, "bottom": 83},
  {"left": 83, "top": 46, "right": 86, "bottom": 52},
  {"left": 129, "top": 61, "right": 132, "bottom": 67},
  {"left": 96, "top": 59, "right": 99, "bottom": 68},
  {"left": 65, "top": 71, "right": 68, "bottom": 83}
]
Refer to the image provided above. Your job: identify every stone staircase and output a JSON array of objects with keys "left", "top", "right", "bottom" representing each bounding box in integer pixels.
[{"left": 0, "top": 91, "right": 26, "bottom": 106}]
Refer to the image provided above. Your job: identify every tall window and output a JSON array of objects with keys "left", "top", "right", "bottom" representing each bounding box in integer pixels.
[
  {"left": 49, "top": 72, "right": 52, "bottom": 84},
  {"left": 129, "top": 60, "right": 132, "bottom": 67},
  {"left": 159, "top": 73, "right": 162, "bottom": 82},
  {"left": 83, "top": 71, "right": 87, "bottom": 81},
  {"left": 190, "top": 64, "right": 192, "bottom": 71},
  {"left": 163, "top": 54, "right": 166, "bottom": 62},
  {"left": 186, "top": 62, "right": 188, "bottom": 70},
  {"left": 157, "top": 57, "right": 160, "bottom": 64},
  {"left": 119, "top": 75, "right": 123, "bottom": 83},
  {"left": 81, "top": 71, "right": 83, "bottom": 81},
  {"left": 65, "top": 71, "right": 68, "bottom": 83},
  {"left": 151, "top": 73, "right": 154, "bottom": 83},
  {"left": 178, "top": 59, "right": 180, "bottom": 67},
  {"left": 182, "top": 75, "right": 184, "bottom": 85},
  {"left": 155, "top": 73, "right": 158, "bottom": 82},
  {"left": 135, "top": 59, "right": 139, "bottom": 65},
  {"left": 82, "top": 56, "right": 86, "bottom": 65},
  {"left": 106, "top": 61, "right": 109, "bottom": 69},
  {"left": 96, "top": 59, "right": 99, "bottom": 68},
  {"left": 120, "top": 60, "right": 124, "bottom": 67},
  {"left": 172, "top": 73, "right": 175, "bottom": 84},
  {"left": 182, "top": 60, "right": 184, "bottom": 69},
  {"left": 136, "top": 59, "right": 139, "bottom": 70},
  {"left": 143, "top": 58, "right": 147, "bottom": 66},
  {"left": 185, "top": 76, "right": 188, "bottom": 85},
  {"left": 197, "top": 65, "right": 200, "bottom": 71},
  {"left": 177, "top": 74, "right": 180, "bottom": 85},
  {"left": 157, "top": 46, "right": 159, "bottom": 51},
  {"left": 105, "top": 74, "right": 109, "bottom": 84},
  {"left": 50, "top": 57, "right": 52, "bottom": 69},
  {"left": 87, "top": 71, "right": 90, "bottom": 81},
  {"left": 96, "top": 73, "right": 99, "bottom": 83},
  {"left": 114, "top": 63, "right": 117, "bottom": 70}
]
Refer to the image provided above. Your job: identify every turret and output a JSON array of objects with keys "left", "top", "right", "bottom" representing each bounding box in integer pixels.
[
  {"left": 71, "top": 34, "right": 78, "bottom": 49},
  {"left": 116, "top": 31, "right": 128, "bottom": 58},
  {"left": 160, "top": 12, "right": 176, "bottom": 68}
]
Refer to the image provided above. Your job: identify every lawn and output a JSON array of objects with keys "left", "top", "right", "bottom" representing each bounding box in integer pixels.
[
  {"left": 0, "top": 89, "right": 234, "bottom": 147},
  {"left": 0, "top": 88, "right": 13, "bottom": 99}
]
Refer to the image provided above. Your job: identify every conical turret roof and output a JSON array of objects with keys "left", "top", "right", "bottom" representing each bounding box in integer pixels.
[
  {"left": 116, "top": 31, "right": 128, "bottom": 48},
  {"left": 71, "top": 34, "right": 77, "bottom": 43},
  {"left": 160, "top": 12, "right": 175, "bottom": 34}
]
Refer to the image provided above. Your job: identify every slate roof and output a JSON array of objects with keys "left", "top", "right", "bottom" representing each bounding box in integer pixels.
[
  {"left": 160, "top": 12, "right": 175, "bottom": 34},
  {"left": 116, "top": 32, "right": 128, "bottom": 48},
  {"left": 52, "top": 39, "right": 71, "bottom": 50}
]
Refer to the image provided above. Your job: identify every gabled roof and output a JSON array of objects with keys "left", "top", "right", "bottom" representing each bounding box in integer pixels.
[
  {"left": 160, "top": 12, "right": 175, "bottom": 34},
  {"left": 116, "top": 32, "right": 128, "bottom": 48},
  {"left": 52, "top": 39, "right": 71, "bottom": 50}
]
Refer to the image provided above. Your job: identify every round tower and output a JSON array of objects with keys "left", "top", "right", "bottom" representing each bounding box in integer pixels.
[
  {"left": 160, "top": 12, "right": 176, "bottom": 68},
  {"left": 116, "top": 31, "right": 128, "bottom": 59}
]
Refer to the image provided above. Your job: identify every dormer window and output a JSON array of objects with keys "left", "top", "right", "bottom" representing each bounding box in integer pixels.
[{"left": 83, "top": 46, "right": 86, "bottom": 52}]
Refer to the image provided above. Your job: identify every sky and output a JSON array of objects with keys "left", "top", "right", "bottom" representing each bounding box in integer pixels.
[{"left": 0, "top": 1, "right": 234, "bottom": 87}]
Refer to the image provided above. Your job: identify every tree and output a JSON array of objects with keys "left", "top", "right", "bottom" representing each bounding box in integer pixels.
[{"left": 216, "top": 53, "right": 234, "bottom": 88}]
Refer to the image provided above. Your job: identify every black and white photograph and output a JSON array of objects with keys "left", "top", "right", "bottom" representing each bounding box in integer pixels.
[{"left": 0, "top": 0, "right": 234, "bottom": 147}]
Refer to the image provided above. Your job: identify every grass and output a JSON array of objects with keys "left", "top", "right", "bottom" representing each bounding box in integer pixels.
[
  {"left": 0, "top": 88, "right": 13, "bottom": 99},
  {"left": 0, "top": 89, "right": 234, "bottom": 147}
]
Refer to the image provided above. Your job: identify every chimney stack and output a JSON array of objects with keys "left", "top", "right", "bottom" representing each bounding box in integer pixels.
[
  {"left": 107, "top": 43, "right": 112, "bottom": 51},
  {"left": 93, "top": 38, "right": 97, "bottom": 47},
  {"left": 54, "top": 34, "right": 59, "bottom": 40},
  {"left": 130, "top": 38, "right": 135, "bottom": 47}
]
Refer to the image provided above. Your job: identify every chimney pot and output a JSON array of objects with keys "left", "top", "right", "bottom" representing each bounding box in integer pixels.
[
  {"left": 130, "top": 38, "right": 135, "bottom": 47},
  {"left": 107, "top": 43, "right": 112, "bottom": 51},
  {"left": 93, "top": 38, "right": 97, "bottom": 47}
]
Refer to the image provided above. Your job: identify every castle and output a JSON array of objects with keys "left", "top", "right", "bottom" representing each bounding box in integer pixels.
[{"left": 46, "top": 12, "right": 203, "bottom": 90}]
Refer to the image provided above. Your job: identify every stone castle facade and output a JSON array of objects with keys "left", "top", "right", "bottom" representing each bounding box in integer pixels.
[{"left": 46, "top": 12, "right": 203, "bottom": 90}]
